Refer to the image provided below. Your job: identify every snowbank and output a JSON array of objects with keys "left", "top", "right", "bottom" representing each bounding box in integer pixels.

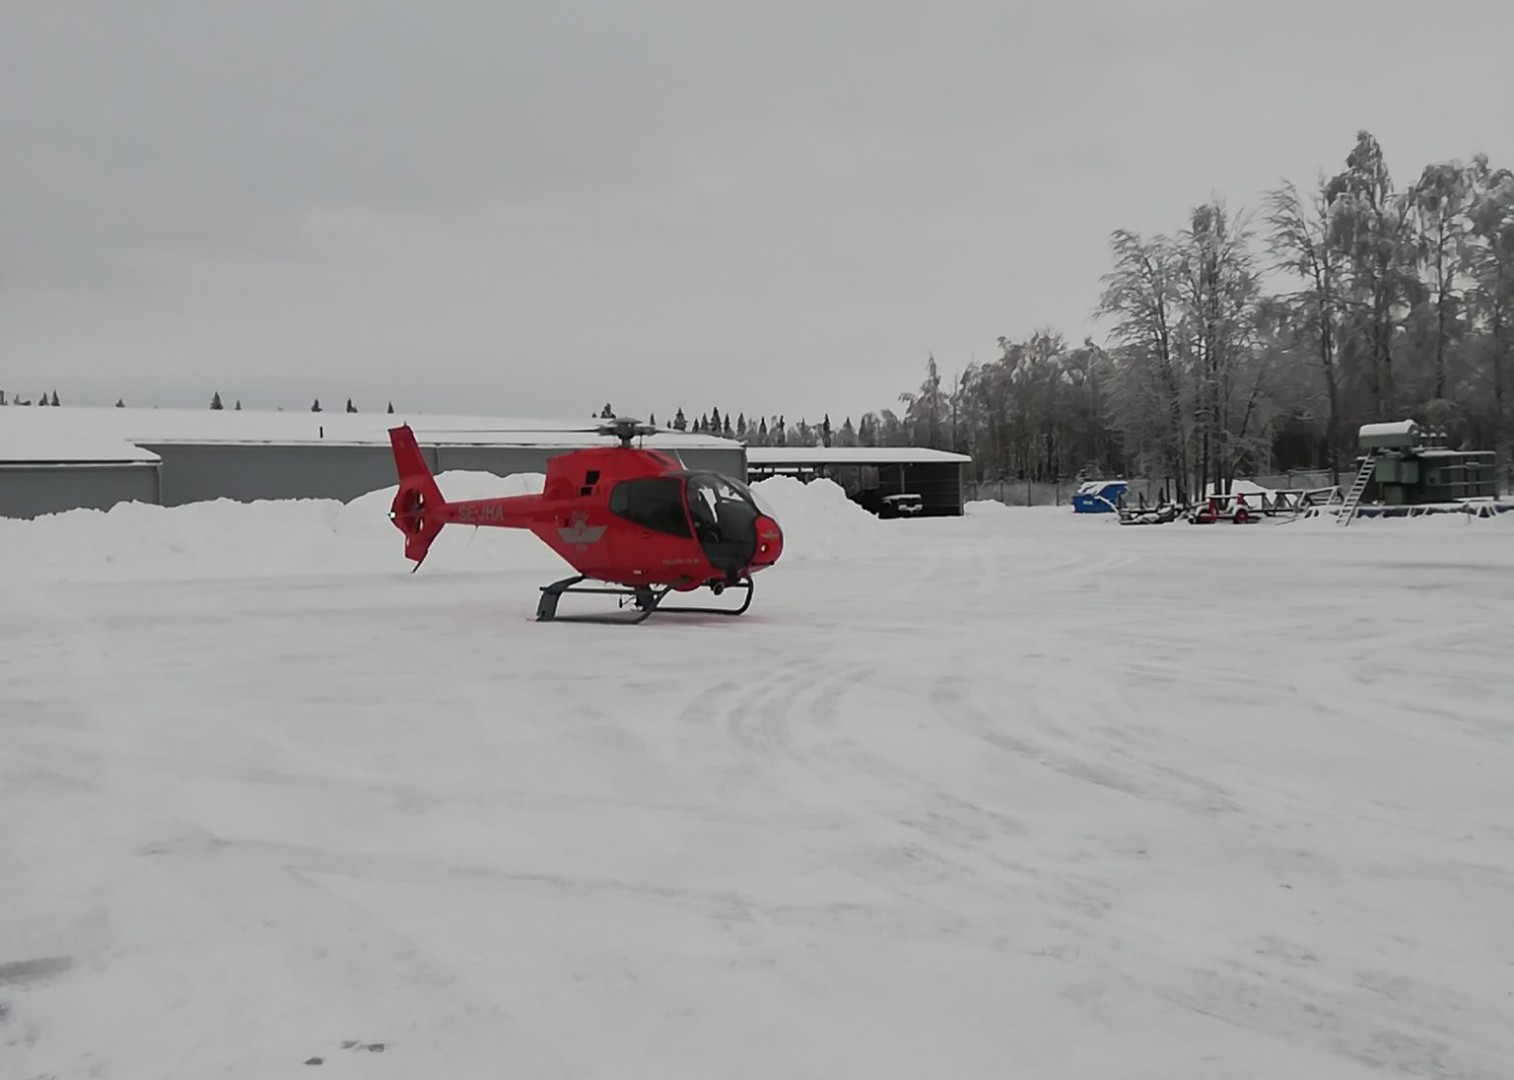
[
  {"left": 0, "top": 471, "right": 888, "bottom": 585},
  {"left": 748, "top": 475, "right": 894, "bottom": 561},
  {"left": 0, "top": 471, "right": 561, "bottom": 586},
  {"left": 964, "top": 499, "right": 1013, "bottom": 514},
  {"left": 1289, "top": 506, "right": 1514, "bottom": 530}
]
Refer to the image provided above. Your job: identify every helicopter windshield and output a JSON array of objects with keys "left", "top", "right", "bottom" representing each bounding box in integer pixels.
[
  {"left": 730, "top": 475, "right": 779, "bottom": 520},
  {"left": 687, "top": 474, "right": 749, "bottom": 517},
  {"left": 685, "top": 473, "right": 762, "bottom": 571},
  {"left": 690, "top": 473, "right": 777, "bottom": 519}
]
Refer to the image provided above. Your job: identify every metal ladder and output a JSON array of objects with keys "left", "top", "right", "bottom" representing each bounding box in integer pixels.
[{"left": 1336, "top": 452, "right": 1377, "bottom": 526}]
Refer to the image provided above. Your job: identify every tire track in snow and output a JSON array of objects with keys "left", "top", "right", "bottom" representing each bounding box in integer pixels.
[
  {"left": 150, "top": 829, "right": 579, "bottom": 1077},
  {"left": 0, "top": 600, "right": 579, "bottom": 1078},
  {"left": 932, "top": 675, "right": 1243, "bottom": 818},
  {"left": 753, "top": 658, "right": 1514, "bottom": 1079},
  {"left": 682, "top": 658, "right": 1062, "bottom": 930},
  {"left": 719, "top": 658, "right": 1118, "bottom": 928}
]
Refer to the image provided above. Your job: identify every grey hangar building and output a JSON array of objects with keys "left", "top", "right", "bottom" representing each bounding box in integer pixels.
[{"left": 0, "top": 408, "right": 970, "bottom": 520}]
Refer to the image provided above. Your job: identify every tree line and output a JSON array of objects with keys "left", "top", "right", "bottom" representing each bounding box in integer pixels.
[
  {"left": 1, "top": 390, "right": 61, "bottom": 406},
  {"left": 0, "top": 392, "right": 400, "bottom": 413},
  {"left": 651, "top": 130, "right": 1512, "bottom": 502}
]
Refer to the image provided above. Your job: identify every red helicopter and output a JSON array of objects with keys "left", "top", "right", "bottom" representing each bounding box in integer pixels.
[{"left": 387, "top": 416, "right": 784, "bottom": 623}]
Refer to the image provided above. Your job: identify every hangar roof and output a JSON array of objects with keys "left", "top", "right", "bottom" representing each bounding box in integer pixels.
[
  {"left": 746, "top": 446, "right": 971, "bottom": 465},
  {"left": 0, "top": 405, "right": 741, "bottom": 464}
]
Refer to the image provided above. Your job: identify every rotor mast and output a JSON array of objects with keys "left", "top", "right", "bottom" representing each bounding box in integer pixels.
[{"left": 598, "top": 416, "right": 658, "bottom": 449}]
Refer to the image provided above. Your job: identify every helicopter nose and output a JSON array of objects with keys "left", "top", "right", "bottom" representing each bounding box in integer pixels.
[{"left": 750, "top": 514, "right": 783, "bottom": 567}]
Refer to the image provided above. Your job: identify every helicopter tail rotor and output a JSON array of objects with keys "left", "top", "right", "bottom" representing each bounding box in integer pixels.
[{"left": 388, "top": 425, "right": 448, "bottom": 569}]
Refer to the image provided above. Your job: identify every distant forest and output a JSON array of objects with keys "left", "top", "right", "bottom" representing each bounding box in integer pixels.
[
  {"left": 8, "top": 131, "right": 1509, "bottom": 501},
  {"left": 652, "top": 130, "right": 1514, "bottom": 500}
]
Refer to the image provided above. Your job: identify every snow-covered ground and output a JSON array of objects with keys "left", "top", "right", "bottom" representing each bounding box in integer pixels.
[{"left": 3, "top": 482, "right": 1513, "bottom": 1079}]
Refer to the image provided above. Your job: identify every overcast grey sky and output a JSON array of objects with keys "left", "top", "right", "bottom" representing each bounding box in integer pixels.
[{"left": 4, "top": 1, "right": 1512, "bottom": 423}]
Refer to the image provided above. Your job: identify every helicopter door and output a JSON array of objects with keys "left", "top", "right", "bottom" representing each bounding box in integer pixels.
[
  {"left": 606, "top": 477, "right": 697, "bottom": 571},
  {"left": 685, "top": 473, "right": 759, "bottom": 573}
]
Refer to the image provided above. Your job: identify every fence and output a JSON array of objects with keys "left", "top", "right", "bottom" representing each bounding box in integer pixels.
[
  {"left": 965, "top": 478, "right": 1165, "bottom": 508},
  {"left": 966, "top": 465, "right": 1513, "bottom": 509}
]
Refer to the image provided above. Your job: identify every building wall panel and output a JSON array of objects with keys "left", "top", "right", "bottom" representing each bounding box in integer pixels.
[
  {"left": 144, "top": 443, "right": 412, "bottom": 506},
  {"left": 143, "top": 442, "right": 747, "bottom": 507},
  {"left": 3, "top": 441, "right": 748, "bottom": 517},
  {"left": 0, "top": 464, "right": 159, "bottom": 519}
]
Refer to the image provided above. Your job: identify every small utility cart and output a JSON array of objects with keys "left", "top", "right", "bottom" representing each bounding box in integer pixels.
[{"left": 1187, "top": 492, "right": 1261, "bottom": 524}]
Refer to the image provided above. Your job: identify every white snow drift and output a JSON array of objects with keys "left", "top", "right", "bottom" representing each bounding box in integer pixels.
[
  {"left": 3, "top": 491, "right": 1514, "bottom": 1078},
  {"left": 0, "top": 472, "right": 892, "bottom": 585}
]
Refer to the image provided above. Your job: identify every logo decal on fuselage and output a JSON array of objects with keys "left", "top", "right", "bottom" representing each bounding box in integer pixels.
[{"left": 558, "top": 510, "right": 607, "bottom": 550}]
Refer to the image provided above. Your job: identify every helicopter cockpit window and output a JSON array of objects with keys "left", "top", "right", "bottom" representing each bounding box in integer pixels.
[
  {"left": 609, "top": 477, "right": 691, "bottom": 537},
  {"left": 686, "top": 475, "right": 746, "bottom": 522},
  {"left": 686, "top": 473, "right": 763, "bottom": 540},
  {"left": 689, "top": 473, "right": 772, "bottom": 518}
]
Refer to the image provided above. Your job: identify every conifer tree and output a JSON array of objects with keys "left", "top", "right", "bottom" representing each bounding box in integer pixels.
[{"left": 210, "top": 392, "right": 224, "bottom": 410}]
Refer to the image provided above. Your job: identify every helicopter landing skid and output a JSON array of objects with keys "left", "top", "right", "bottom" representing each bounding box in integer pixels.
[{"left": 534, "top": 574, "right": 755, "bottom": 625}]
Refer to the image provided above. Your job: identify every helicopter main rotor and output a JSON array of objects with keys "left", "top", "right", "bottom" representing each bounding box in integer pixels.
[
  {"left": 595, "top": 415, "right": 659, "bottom": 448},
  {"left": 411, "top": 415, "right": 663, "bottom": 449}
]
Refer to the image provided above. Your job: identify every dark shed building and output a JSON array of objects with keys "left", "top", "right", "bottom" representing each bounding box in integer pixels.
[{"left": 746, "top": 446, "right": 971, "bottom": 516}]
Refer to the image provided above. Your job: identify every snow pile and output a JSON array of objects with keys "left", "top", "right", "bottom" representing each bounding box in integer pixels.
[
  {"left": 1287, "top": 505, "right": 1514, "bottom": 530},
  {"left": 748, "top": 475, "right": 893, "bottom": 560},
  {"left": 0, "top": 470, "right": 890, "bottom": 585},
  {"left": 1204, "top": 478, "right": 1275, "bottom": 498},
  {"left": 965, "top": 498, "right": 1013, "bottom": 514},
  {"left": 0, "top": 471, "right": 561, "bottom": 586}
]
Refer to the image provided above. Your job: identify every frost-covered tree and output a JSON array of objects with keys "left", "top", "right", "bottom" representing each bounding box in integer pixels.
[{"left": 1265, "top": 175, "right": 1346, "bottom": 479}]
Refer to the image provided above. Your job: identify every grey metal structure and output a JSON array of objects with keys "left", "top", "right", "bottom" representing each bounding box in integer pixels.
[
  {"left": 0, "top": 462, "right": 160, "bottom": 518},
  {"left": 136, "top": 440, "right": 745, "bottom": 509},
  {"left": 0, "top": 409, "right": 746, "bottom": 518}
]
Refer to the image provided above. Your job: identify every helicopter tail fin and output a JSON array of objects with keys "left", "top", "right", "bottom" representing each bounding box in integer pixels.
[{"left": 387, "top": 425, "right": 447, "bottom": 569}]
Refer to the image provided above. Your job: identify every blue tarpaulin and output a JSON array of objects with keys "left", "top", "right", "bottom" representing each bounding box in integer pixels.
[{"left": 1071, "top": 480, "right": 1127, "bottom": 514}]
